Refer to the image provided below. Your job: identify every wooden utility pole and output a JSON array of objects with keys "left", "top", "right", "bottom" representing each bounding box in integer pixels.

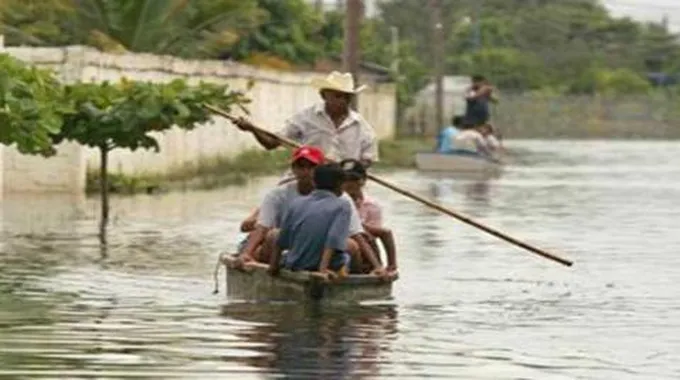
[
  {"left": 390, "top": 26, "right": 400, "bottom": 76},
  {"left": 429, "top": 0, "right": 444, "bottom": 135},
  {"left": 343, "top": 0, "right": 363, "bottom": 110},
  {"left": 390, "top": 26, "right": 401, "bottom": 134},
  {"left": 473, "top": 0, "right": 482, "bottom": 51}
]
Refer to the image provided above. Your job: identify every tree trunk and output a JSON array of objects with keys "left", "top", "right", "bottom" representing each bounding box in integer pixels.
[{"left": 98, "top": 145, "right": 109, "bottom": 246}]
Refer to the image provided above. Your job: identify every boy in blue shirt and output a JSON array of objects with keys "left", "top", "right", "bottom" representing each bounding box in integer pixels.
[
  {"left": 435, "top": 115, "right": 463, "bottom": 153},
  {"left": 269, "top": 163, "right": 385, "bottom": 282}
]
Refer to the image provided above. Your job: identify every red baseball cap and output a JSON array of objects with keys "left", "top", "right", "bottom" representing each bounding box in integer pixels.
[{"left": 291, "top": 145, "right": 325, "bottom": 165}]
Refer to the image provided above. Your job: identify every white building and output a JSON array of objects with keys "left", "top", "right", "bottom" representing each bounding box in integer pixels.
[{"left": 404, "top": 76, "right": 472, "bottom": 136}]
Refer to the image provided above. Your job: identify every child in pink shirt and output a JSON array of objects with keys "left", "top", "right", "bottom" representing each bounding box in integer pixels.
[{"left": 340, "top": 159, "right": 398, "bottom": 274}]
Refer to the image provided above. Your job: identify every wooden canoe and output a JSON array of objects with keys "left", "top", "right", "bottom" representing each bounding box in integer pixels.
[
  {"left": 415, "top": 151, "right": 503, "bottom": 175},
  {"left": 221, "top": 253, "right": 397, "bottom": 304}
]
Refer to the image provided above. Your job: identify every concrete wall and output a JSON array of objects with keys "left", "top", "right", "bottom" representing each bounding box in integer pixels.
[
  {"left": 3, "top": 142, "right": 86, "bottom": 194},
  {"left": 2, "top": 45, "right": 396, "bottom": 193}
]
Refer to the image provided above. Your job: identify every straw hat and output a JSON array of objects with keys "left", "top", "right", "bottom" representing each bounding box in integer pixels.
[{"left": 311, "top": 71, "right": 367, "bottom": 94}]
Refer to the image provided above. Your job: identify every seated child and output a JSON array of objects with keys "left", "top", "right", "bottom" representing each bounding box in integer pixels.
[
  {"left": 339, "top": 159, "right": 398, "bottom": 274},
  {"left": 269, "top": 163, "right": 385, "bottom": 282}
]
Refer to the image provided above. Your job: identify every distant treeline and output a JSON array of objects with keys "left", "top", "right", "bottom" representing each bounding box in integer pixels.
[{"left": 2, "top": 0, "right": 680, "bottom": 108}]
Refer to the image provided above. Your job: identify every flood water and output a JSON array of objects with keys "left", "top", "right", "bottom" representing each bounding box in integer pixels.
[{"left": 1, "top": 140, "right": 679, "bottom": 379}]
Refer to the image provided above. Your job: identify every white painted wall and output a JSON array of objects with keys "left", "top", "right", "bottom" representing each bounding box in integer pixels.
[
  {"left": 2, "top": 142, "right": 86, "bottom": 194},
  {"left": 1, "top": 45, "right": 396, "bottom": 193}
]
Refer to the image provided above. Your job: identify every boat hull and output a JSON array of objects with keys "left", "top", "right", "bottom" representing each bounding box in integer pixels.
[
  {"left": 415, "top": 152, "right": 503, "bottom": 174},
  {"left": 222, "top": 254, "right": 396, "bottom": 304}
]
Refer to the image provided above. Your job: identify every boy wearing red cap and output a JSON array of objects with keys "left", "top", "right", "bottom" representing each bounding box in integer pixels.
[{"left": 269, "top": 163, "right": 357, "bottom": 281}]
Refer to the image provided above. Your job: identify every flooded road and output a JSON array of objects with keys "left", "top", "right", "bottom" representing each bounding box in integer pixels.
[{"left": 1, "top": 140, "right": 679, "bottom": 379}]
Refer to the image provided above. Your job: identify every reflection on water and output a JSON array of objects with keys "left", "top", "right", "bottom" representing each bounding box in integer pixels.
[
  {"left": 463, "top": 181, "right": 491, "bottom": 204},
  {"left": 220, "top": 303, "right": 398, "bottom": 379},
  {"left": 428, "top": 179, "right": 494, "bottom": 212},
  {"left": 1, "top": 141, "right": 680, "bottom": 379}
]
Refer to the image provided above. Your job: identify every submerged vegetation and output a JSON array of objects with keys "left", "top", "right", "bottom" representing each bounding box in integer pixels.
[{"left": 85, "top": 148, "right": 291, "bottom": 194}]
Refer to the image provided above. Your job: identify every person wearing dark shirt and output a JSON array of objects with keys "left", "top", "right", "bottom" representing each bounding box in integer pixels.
[
  {"left": 463, "top": 74, "right": 498, "bottom": 127},
  {"left": 269, "top": 163, "right": 385, "bottom": 282}
]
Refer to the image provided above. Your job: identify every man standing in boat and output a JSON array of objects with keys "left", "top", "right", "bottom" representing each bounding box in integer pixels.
[
  {"left": 233, "top": 71, "right": 379, "bottom": 168},
  {"left": 463, "top": 75, "right": 498, "bottom": 127}
]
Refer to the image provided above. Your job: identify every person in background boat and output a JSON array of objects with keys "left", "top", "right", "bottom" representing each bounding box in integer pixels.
[
  {"left": 463, "top": 75, "right": 498, "bottom": 127},
  {"left": 435, "top": 115, "right": 463, "bottom": 154},
  {"left": 269, "top": 163, "right": 386, "bottom": 282},
  {"left": 232, "top": 71, "right": 378, "bottom": 170},
  {"left": 453, "top": 123, "right": 499, "bottom": 162},
  {"left": 484, "top": 123, "right": 503, "bottom": 159},
  {"left": 236, "top": 146, "right": 383, "bottom": 273},
  {"left": 340, "top": 159, "right": 398, "bottom": 275}
]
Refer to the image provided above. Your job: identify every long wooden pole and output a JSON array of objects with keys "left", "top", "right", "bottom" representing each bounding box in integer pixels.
[{"left": 203, "top": 104, "right": 573, "bottom": 267}]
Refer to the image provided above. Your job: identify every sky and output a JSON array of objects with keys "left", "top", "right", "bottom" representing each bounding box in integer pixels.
[
  {"left": 312, "top": 0, "right": 680, "bottom": 33},
  {"left": 603, "top": 0, "right": 680, "bottom": 32}
]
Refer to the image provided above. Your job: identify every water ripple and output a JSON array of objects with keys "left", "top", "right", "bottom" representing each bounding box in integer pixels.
[{"left": 1, "top": 141, "right": 680, "bottom": 379}]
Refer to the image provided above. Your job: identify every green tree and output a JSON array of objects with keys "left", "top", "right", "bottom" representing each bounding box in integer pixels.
[
  {"left": 568, "top": 66, "right": 652, "bottom": 95},
  {"left": 317, "top": 10, "right": 344, "bottom": 56},
  {"left": 0, "top": 54, "right": 65, "bottom": 155},
  {"left": 449, "top": 48, "right": 547, "bottom": 90},
  {"left": 51, "top": 79, "right": 250, "bottom": 244},
  {"left": 0, "top": 0, "right": 266, "bottom": 57},
  {"left": 74, "top": 0, "right": 265, "bottom": 57},
  {"left": 595, "top": 68, "right": 652, "bottom": 95},
  {"left": 378, "top": 0, "right": 680, "bottom": 95},
  {"left": 358, "top": 18, "right": 429, "bottom": 110},
  {"left": 378, "top": 0, "right": 461, "bottom": 66},
  {"left": 229, "top": 0, "right": 327, "bottom": 65},
  {"left": 0, "top": 0, "right": 77, "bottom": 46}
]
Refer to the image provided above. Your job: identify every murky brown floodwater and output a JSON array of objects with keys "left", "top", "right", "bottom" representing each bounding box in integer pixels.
[{"left": 1, "top": 140, "right": 679, "bottom": 379}]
